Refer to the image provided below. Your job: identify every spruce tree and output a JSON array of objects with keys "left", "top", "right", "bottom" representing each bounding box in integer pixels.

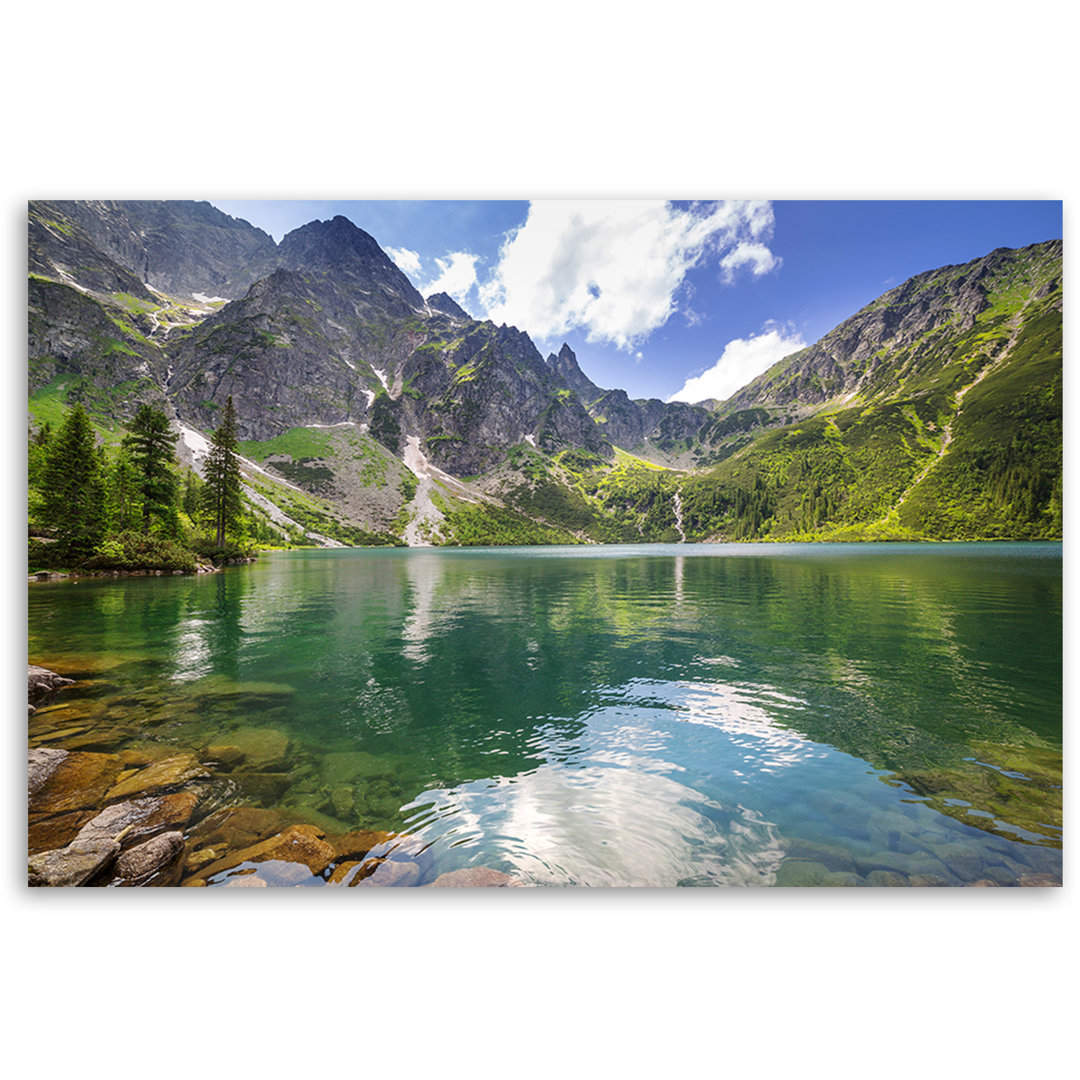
[
  {"left": 40, "top": 405, "right": 107, "bottom": 560},
  {"left": 124, "top": 403, "right": 180, "bottom": 533},
  {"left": 203, "top": 396, "right": 243, "bottom": 547}
]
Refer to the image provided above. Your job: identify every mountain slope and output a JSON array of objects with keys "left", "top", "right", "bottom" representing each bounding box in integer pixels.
[{"left": 25, "top": 201, "right": 1063, "bottom": 547}]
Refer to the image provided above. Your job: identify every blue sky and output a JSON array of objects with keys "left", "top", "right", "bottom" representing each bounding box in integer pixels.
[{"left": 212, "top": 199, "right": 1062, "bottom": 404}]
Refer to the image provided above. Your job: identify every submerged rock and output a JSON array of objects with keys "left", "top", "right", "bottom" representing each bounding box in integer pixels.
[
  {"left": 105, "top": 753, "right": 210, "bottom": 801},
  {"left": 350, "top": 859, "right": 421, "bottom": 887},
  {"left": 192, "top": 824, "right": 336, "bottom": 885},
  {"left": 29, "top": 751, "right": 123, "bottom": 815},
  {"left": 217, "top": 726, "right": 293, "bottom": 771},
  {"left": 28, "top": 747, "right": 68, "bottom": 796},
  {"left": 28, "top": 838, "right": 120, "bottom": 887},
  {"left": 425, "top": 867, "right": 519, "bottom": 887},
  {"left": 28, "top": 809, "right": 96, "bottom": 855}
]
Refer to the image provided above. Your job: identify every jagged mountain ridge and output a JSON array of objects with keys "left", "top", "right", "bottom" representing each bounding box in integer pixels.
[{"left": 26, "top": 200, "right": 1063, "bottom": 545}]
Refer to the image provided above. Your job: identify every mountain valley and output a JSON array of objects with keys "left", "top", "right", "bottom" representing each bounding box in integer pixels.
[{"left": 27, "top": 200, "right": 1063, "bottom": 547}]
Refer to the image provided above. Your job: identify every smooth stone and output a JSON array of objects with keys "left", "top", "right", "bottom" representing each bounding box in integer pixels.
[
  {"left": 28, "top": 838, "right": 120, "bottom": 887},
  {"left": 326, "top": 829, "right": 398, "bottom": 861},
  {"left": 866, "top": 870, "right": 910, "bottom": 887},
  {"left": 425, "top": 867, "right": 518, "bottom": 888},
  {"left": 28, "top": 747, "right": 68, "bottom": 796},
  {"left": 28, "top": 810, "right": 95, "bottom": 855},
  {"left": 205, "top": 744, "right": 245, "bottom": 769},
  {"left": 29, "top": 751, "right": 123, "bottom": 815},
  {"left": 112, "top": 831, "right": 185, "bottom": 885},
  {"left": 105, "top": 753, "right": 210, "bottom": 800},
  {"left": 329, "top": 785, "right": 355, "bottom": 819},
  {"left": 186, "top": 806, "right": 299, "bottom": 854},
  {"left": 195, "top": 824, "right": 336, "bottom": 882},
  {"left": 968, "top": 879, "right": 1002, "bottom": 887},
  {"left": 221, "top": 727, "right": 292, "bottom": 771},
  {"left": 74, "top": 790, "right": 199, "bottom": 847},
  {"left": 234, "top": 772, "right": 292, "bottom": 802},
  {"left": 773, "top": 859, "right": 859, "bottom": 887}
]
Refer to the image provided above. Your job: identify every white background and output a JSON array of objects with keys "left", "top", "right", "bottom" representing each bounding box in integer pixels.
[{"left": 5, "top": 3, "right": 1073, "bottom": 1075}]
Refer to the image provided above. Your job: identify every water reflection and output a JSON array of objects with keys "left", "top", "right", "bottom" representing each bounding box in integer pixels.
[{"left": 28, "top": 543, "right": 1062, "bottom": 885}]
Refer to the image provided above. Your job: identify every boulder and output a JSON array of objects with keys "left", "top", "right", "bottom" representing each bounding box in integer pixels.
[
  {"left": 113, "top": 831, "right": 185, "bottom": 885},
  {"left": 74, "top": 790, "right": 199, "bottom": 847},
  {"left": 29, "top": 751, "right": 123, "bottom": 815},
  {"left": 105, "top": 753, "right": 210, "bottom": 800},
  {"left": 29, "top": 809, "right": 95, "bottom": 855},
  {"left": 194, "top": 824, "right": 336, "bottom": 883},
  {"left": 326, "top": 829, "right": 397, "bottom": 861},
  {"left": 219, "top": 726, "right": 292, "bottom": 771},
  {"left": 28, "top": 747, "right": 68, "bottom": 796},
  {"left": 28, "top": 665, "right": 74, "bottom": 705},
  {"left": 28, "top": 838, "right": 120, "bottom": 887}
]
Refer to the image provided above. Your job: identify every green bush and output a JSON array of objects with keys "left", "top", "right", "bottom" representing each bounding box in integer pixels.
[{"left": 82, "top": 531, "right": 197, "bottom": 572}]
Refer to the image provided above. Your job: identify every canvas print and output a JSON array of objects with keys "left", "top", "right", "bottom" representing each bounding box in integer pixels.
[{"left": 27, "top": 199, "right": 1062, "bottom": 887}]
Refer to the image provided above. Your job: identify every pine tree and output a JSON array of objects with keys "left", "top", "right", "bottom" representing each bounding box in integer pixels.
[
  {"left": 107, "top": 443, "right": 142, "bottom": 533},
  {"left": 40, "top": 405, "right": 107, "bottom": 560},
  {"left": 123, "top": 403, "right": 180, "bottom": 533},
  {"left": 203, "top": 396, "right": 243, "bottom": 547}
]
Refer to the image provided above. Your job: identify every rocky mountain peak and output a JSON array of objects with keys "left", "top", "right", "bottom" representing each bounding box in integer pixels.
[
  {"left": 547, "top": 343, "right": 601, "bottom": 401},
  {"left": 277, "top": 216, "right": 425, "bottom": 316},
  {"left": 427, "top": 292, "right": 470, "bottom": 319}
]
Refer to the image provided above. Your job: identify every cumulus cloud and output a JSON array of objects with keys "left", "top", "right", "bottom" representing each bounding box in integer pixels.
[
  {"left": 719, "top": 241, "right": 780, "bottom": 282},
  {"left": 668, "top": 326, "right": 807, "bottom": 405},
  {"left": 420, "top": 251, "right": 480, "bottom": 303},
  {"left": 386, "top": 246, "right": 422, "bottom": 278},
  {"left": 476, "top": 200, "right": 779, "bottom": 350}
]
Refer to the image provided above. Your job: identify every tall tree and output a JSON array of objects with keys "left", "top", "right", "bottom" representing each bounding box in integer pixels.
[
  {"left": 123, "top": 404, "right": 180, "bottom": 533},
  {"left": 40, "top": 405, "right": 107, "bottom": 560},
  {"left": 107, "top": 443, "right": 141, "bottom": 532},
  {"left": 203, "top": 396, "right": 243, "bottom": 546}
]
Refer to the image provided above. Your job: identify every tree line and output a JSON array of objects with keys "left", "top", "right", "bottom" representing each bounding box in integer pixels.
[{"left": 28, "top": 396, "right": 278, "bottom": 571}]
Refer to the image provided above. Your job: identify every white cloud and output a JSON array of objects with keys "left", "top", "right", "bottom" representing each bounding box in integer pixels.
[
  {"left": 386, "top": 246, "right": 422, "bottom": 277},
  {"left": 476, "top": 200, "right": 779, "bottom": 350},
  {"left": 420, "top": 251, "right": 480, "bottom": 302},
  {"left": 668, "top": 326, "right": 807, "bottom": 405},
  {"left": 719, "top": 241, "right": 780, "bottom": 282}
]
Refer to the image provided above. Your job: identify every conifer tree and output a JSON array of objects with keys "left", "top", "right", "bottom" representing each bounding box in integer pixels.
[
  {"left": 40, "top": 404, "right": 107, "bottom": 560},
  {"left": 124, "top": 403, "right": 180, "bottom": 533},
  {"left": 203, "top": 396, "right": 243, "bottom": 547},
  {"left": 107, "top": 443, "right": 142, "bottom": 532}
]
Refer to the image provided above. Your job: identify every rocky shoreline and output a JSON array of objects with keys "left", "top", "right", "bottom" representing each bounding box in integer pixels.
[{"left": 26, "top": 664, "right": 522, "bottom": 888}]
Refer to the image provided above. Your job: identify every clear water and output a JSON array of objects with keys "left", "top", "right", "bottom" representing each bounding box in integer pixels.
[{"left": 28, "top": 543, "right": 1063, "bottom": 886}]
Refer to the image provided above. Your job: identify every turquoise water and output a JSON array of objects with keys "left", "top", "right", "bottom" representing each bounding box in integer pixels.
[{"left": 28, "top": 543, "right": 1063, "bottom": 886}]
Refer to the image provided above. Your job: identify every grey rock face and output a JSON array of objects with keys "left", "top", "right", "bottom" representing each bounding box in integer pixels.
[
  {"left": 28, "top": 839, "right": 120, "bottom": 887},
  {"left": 32, "top": 200, "right": 279, "bottom": 300},
  {"left": 427, "top": 292, "right": 471, "bottom": 319},
  {"left": 545, "top": 344, "right": 710, "bottom": 456}
]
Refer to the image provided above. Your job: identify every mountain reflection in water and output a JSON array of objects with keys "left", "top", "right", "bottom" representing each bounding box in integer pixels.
[{"left": 28, "top": 543, "right": 1062, "bottom": 886}]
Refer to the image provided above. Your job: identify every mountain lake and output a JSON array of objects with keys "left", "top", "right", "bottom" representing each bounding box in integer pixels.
[{"left": 28, "top": 542, "right": 1062, "bottom": 887}]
